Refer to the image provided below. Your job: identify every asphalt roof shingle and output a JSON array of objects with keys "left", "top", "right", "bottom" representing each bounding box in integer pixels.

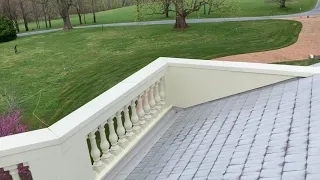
[{"left": 125, "top": 73, "right": 320, "bottom": 180}]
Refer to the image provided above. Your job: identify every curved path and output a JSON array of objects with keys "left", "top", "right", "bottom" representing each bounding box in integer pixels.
[
  {"left": 17, "top": 0, "right": 320, "bottom": 37},
  {"left": 216, "top": 15, "right": 320, "bottom": 63}
]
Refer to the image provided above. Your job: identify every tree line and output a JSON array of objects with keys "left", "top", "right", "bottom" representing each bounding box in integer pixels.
[
  {"left": 0, "top": 0, "right": 289, "bottom": 32},
  {"left": 0, "top": 0, "right": 135, "bottom": 32}
]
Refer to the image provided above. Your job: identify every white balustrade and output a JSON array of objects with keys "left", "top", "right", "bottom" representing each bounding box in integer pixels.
[
  {"left": 131, "top": 99, "right": 142, "bottom": 134},
  {"left": 108, "top": 117, "right": 122, "bottom": 156},
  {"left": 159, "top": 77, "right": 166, "bottom": 107},
  {"left": 143, "top": 89, "right": 152, "bottom": 122},
  {"left": 88, "top": 130, "right": 104, "bottom": 172},
  {"left": 124, "top": 105, "right": 135, "bottom": 140},
  {"left": 116, "top": 111, "right": 128, "bottom": 149},
  {"left": 84, "top": 76, "right": 167, "bottom": 177},
  {"left": 3, "top": 165, "right": 21, "bottom": 180},
  {"left": 137, "top": 94, "right": 146, "bottom": 128},
  {"left": 98, "top": 124, "right": 113, "bottom": 164},
  {"left": 149, "top": 85, "right": 157, "bottom": 117},
  {"left": 155, "top": 81, "right": 162, "bottom": 112}
]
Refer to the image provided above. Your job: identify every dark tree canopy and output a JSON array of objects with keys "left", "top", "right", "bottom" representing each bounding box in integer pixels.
[{"left": 0, "top": 16, "right": 17, "bottom": 42}]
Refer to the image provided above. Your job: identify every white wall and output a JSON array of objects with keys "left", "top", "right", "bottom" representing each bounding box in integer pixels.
[
  {"left": 164, "top": 57, "right": 320, "bottom": 108},
  {"left": 166, "top": 66, "right": 292, "bottom": 108}
]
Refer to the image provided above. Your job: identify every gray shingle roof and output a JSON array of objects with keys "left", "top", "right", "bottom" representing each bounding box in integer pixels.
[{"left": 125, "top": 72, "right": 320, "bottom": 180}]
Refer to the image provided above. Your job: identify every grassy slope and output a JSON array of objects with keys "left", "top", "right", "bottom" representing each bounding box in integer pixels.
[
  {"left": 0, "top": 20, "right": 302, "bottom": 130},
  {"left": 21, "top": 0, "right": 317, "bottom": 31}
]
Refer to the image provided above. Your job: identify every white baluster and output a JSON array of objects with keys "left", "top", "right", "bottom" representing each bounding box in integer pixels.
[
  {"left": 137, "top": 94, "right": 146, "bottom": 128},
  {"left": 99, "top": 124, "right": 114, "bottom": 164},
  {"left": 108, "top": 116, "right": 122, "bottom": 156},
  {"left": 160, "top": 77, "right": 166, "bottom": 107},
  {"left": 124, "top": 105, "right": 135, "bottom": 140},
  {"left": 149, "top": 85, "right": 158, "bottom": 117},
  {"left": 131, "top": 99, "right": 142, "bottom": 134},
  {"left": 4, "top": 165, "right": 21, "bottom": 180},
  {"left": 143, "top": 89, "right": 152, "bottom": 122},
  {"left": 155, "top": 81, "right": 162, "bottom": 112},
  {"left": 116, "top": 111, "right": 128, "bottom": 149},
  {"left": 89, "top": 130, "right": 104, "bottom": 172}
]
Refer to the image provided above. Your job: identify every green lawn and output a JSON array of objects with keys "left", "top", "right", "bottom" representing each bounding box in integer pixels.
[
  {"left": 20, "top": 0, "right": 317, "bottom": 32},
  {"left": 273, "top": 59, "right": 320, "bottom": 66},
  {"left": 0, "top": 20, "right": 301, "bottom": 130}
]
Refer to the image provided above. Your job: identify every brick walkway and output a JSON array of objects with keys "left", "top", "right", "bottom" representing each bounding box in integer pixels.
[{"left": 216, "top": 16, "right": 320, "bottom": 63}]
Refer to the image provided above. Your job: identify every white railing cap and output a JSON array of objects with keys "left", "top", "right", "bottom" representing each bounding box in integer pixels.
[
  {"left": 162, "top": 57, "right": 320, "bottom": 77},
  {"left": 0, "top": 129, "right": 58, "bottom": 157}
]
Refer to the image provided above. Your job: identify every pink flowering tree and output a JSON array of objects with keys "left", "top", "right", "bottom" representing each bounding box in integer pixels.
[{"left": 0, "top": 110, "right": 32, "bottom": 180}]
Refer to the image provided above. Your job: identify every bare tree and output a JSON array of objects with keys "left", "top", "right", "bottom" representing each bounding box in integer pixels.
[
  {"left": 136, "top": 0, "right": 141, "bottom": 21},
  {"left": 279, "top": 0, "right": 286, "bottom": 8},
  {"left": 31, "top": 0, "right": 41, "bottom": 29},
  {"left": 140, "top": 0, "right": 171, "bottom": 19},
  {"left": 265, "top": 0, "right": 287, "bottom": 8},
  {"left": 56, "top": 0, "right": 73, "bottom": 30},
  {"left": 18, "top": 0, "right": 29, "bottom": 31},
  {"left": 36, "top": 0, "right": 49, "bottom": 28},
  {"left": 172, "top": 0, "right": 206, "bottom": 29},
  {"left": 163, "top": 0, "right": 170, "bottom": 17},
  {"left": 91, "top": 0, "right": 96, "bottom": 23},
  {"left": 47, "top": 0, "right": 58, "bottom": 28},
  {"left": 208, "top": 0, "right": 240, "bottom": 15},
  {"left": 105, "top": 0, "right": 111, "bottom": 9},
  {"left": 74, "top": 0, "right": 83, "bottom": 24}
]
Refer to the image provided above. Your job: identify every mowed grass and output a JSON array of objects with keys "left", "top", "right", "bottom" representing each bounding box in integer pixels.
[
  {"left": 273, "top": 59, "right": 320, "bottom": 66},
  {"left": 0, "top": 20, "right": 302, "bottom": 130},
  {"left": 20, "top": 0, "right": 317, "bottom": 32}
]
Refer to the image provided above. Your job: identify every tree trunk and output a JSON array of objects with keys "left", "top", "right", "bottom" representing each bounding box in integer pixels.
[
  {"left": 164, "top": 1, "right": 169, "bottom": 17},
  {"left": 174, "top": 15, "right": 188, "bottom": 29},
  {"left": 203, "top": 1, "right": 206, "bottom": 15},
  {"left": 19, "top": 2, "right": 29, "bottom": 31},
  {"left": 84, "top": 13, "right": 87, "bottom": 24},
  {"left": 208, "top": 2, "right": 213, "bottom": 15},
  {"left": 43, "top": 4, "right": 48, "bottom": 28},
  {"left": 174, "top": 0, "right": 188, "bottom": 29},
  {"left": 23, "top": 17, "right": 29, "bottom": 31},
  {"left": 61, "top": 6, "right": 72, "bottom": 30},
  {"left": 44, "top": 15, "right": 48, "bottom": 28},
  {"left": 13, "top": 20, "right": 20, "bottom": 32},
  {"left": 280, "top": 0, "right": 286, "bottom": 8},
  {"left": 106, "top": 0, "right": 111, "bottom": 9},
  {"left": 36, "top": 19, "right": 40, "bottom": 29},
  {"left": 32, "top": 1, "right": 40, "bottom": 29},
  {"left": 136, "top": 0, "right": 141, "bottom": 21},
  {"left": 48, "top": 15, "right": 52, "bottom": 28},
  {"left": 93, "top": 12, "right": 96, "bottom": 23},
  {"left": 91, "top": 0, "right": 96, "bottom": 23},
  {"left": 193, "top": 0, "right": 198, "bottom": 8},
  {"left": 76, "top": 8, "right": 82, "bottom": 24}
]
